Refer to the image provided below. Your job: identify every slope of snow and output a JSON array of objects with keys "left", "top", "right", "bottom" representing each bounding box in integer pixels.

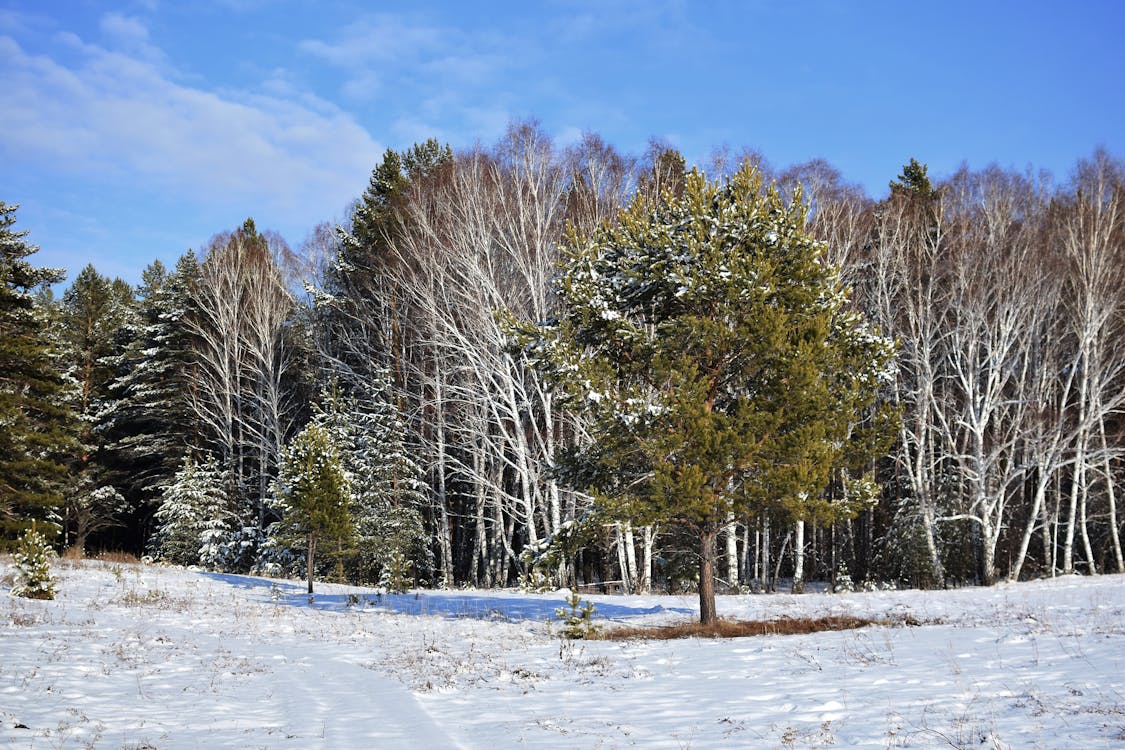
[{"left": 2, "top": 558, "right": 1122, "bottom": 748}]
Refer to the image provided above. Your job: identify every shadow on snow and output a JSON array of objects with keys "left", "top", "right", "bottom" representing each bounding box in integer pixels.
[{"left": 201, "top": 572, "right": 692, "bottom": 622}]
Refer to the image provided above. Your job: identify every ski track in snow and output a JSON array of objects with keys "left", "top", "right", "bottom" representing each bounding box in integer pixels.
[{"left": 2, "top": 559, "right": 1123, "bottom": 748}]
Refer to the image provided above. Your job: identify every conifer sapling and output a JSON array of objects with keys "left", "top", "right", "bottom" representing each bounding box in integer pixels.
[{"left": 11, "top": 528, "right": 57, "bottom": 600}]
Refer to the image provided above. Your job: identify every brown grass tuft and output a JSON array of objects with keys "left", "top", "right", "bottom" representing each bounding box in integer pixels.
[
  {"left": 597, "top": 615, "right": 886, "bottom": 641},
  {"left": 95, "top": 550, "right": 141, "bottom": 564}
]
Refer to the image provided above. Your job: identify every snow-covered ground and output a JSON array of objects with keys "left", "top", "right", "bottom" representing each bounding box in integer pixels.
[{"left": 2, "top": 559, "right": 1123, "bottom": 749}]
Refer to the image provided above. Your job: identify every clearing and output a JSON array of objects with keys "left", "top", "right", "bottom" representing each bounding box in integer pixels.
[{"left": 2, "top": 558, "right": 1123, "bottom": 748}]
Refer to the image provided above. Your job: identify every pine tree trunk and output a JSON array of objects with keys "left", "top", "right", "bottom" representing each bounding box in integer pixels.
[
  {"left": 307, "top": 534, "right": 316, "bottom": 594},
  {"left": 698, "top": 529, "right": 718, "bottom": 625}
]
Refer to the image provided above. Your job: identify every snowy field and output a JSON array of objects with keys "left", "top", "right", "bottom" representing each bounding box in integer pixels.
[{"left": 2, "top": 559, "right": 1123, "bottom": 749}]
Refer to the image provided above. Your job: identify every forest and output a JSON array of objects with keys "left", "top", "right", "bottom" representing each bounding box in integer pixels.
[{"left": 3, "top": 121, "right": 1123, "bottom": 597}]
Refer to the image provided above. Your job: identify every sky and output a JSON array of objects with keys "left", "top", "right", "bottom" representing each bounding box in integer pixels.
[{"left": 2, "top": 0, "right": 1123, "bottom": 285}]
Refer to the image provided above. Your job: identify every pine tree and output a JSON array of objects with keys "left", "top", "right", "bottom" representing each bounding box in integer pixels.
[
  {"left": 518, "top": 163, "right": 897, "bottom": 624},
  {"left": 150, "top": 453, "right": 229, "bottom": 567},
  {"left": 273, "top": 423, "right": 351, "bottom": 593},
  {"left": 889, "top": 157, "right": 936, "bottom": 200},
  {"left": 0, "top": 202, "right": 74, "bottom": 543},
  {"left": 10, "top": 527, "right": 57, "bottom": 600}
]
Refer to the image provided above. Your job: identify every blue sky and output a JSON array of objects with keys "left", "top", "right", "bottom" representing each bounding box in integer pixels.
[{"left": 2, "top": 0, "right": 1123, "bottom": 285}]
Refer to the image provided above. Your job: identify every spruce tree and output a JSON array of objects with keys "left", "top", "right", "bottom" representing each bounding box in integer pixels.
[
  {"left": 57, "top": 264, "right": 137, "bottom": 551},
  {"left": 150, "top": 453, "right": 229, "bottom": 567},
  {"left": 0, "top": 203, "right": 74, "bottom": 543},
  {"left": 103, "top": 254, "right": 200, "bottom": 543},
  {"left": 312, "top": 377, "right": 429, "bottom": 588},
  {"left": 518, "top": 163, "right": 897, "bottom": 624},
  {"left": 10, "top": 527, "right": 57, "bottom": 600}
]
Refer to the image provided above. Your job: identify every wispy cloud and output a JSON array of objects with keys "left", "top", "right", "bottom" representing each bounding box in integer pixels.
[
  {"left": 298, "top": 14, "right": 449, "bottom": 69},
  {"left": 297, "top": 12, "right": 520, "bottom": 143},
  {"left": 0, "top": 16, "right": 381, "bottom": 225}
]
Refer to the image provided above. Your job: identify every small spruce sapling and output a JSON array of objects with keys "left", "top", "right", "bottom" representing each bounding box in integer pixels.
[
  {"left": 11, "top": 529, "right": 58, "bottom": 600},
  {"left": 555, "top": 591, "right": 600, "bottom": 639}
]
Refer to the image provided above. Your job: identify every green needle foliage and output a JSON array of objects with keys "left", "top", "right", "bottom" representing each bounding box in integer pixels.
[
  {"left": 274, "top": 423, "right": 352, "bottom": 594},
  {"left": 0, "top": 203, "right": 74, "bottom": 542},
  {"left": 11, "top": 527, "right": 58, "bottom": 600},
  {"left": 517, "top": 163, "right": 897, "bottom": 623}
]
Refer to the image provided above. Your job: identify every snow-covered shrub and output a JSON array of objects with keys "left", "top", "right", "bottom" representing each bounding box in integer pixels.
[{"left": 10, "top": 529, "right": 57, "bottom": 600}]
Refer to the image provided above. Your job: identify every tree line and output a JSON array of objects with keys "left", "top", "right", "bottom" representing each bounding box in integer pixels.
[{"left": 2, "top": 122, "right": 1122, "bottom": 596}]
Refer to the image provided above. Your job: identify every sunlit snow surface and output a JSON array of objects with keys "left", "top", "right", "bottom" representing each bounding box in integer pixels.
[{"left": 2, "top": 560, "right": 1123, "bottom": 748}]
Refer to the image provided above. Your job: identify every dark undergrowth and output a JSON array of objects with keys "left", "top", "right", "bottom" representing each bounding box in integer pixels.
[{"left": 596, "top": 615, "right": 906, "bottom": 640}]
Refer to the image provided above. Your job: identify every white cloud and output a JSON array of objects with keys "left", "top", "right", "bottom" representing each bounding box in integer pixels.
[
  {"left": 298, "top": 14, "right": 448, "bottom": 68},
  {"left": 298, "top": 13, "right": 518, "bottom": 137},
  {"left": 99, "top": 13, "right": 149, "bottom": 44},
  {"left": 0, "top": 31, "right": 382, "bottom": 224}
]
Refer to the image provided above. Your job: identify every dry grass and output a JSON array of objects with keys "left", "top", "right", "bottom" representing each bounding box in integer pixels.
[
  {"left": 597, "top": 615, "right": 887, "bottom": 641},
  {"left": 95, "top": 550, "right": 141, "bottom": 564},
  {"left": 60, "top": 548, "right": 141, "bottom": 563}
]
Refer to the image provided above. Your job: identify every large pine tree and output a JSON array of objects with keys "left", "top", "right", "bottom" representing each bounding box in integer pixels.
[
  {"left": 0, "top": 203, "right": 75, "bottom": 542},
  {"left": 273, "top": 422, "right": 351, "bottom": 594},
  {"left": 520, "top": 164, "right": 896, "bottom": 624}
]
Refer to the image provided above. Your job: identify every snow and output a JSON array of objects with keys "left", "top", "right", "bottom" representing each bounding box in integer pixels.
[{"left": 3, "top": 559, "right": 1124, "bottom": 749}]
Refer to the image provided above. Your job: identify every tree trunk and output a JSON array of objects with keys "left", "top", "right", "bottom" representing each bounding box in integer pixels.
[
  {"left": 433, "top": 390, "right": 453, "bottom": 587},
  {"left": 1079, "top": 486, "right": 1096, "bottom": 574},
  {"left": 698, "top": 529, "right": 718, "bottom": 625},
  {"left": 615, "top": 523, "right": 633, "bottom": 594},
  {"left": 792, "top": 520, "right": 806, "bottom": 593},
  {"left": 1099, "top": 422, "right": 1124, "bottom": 573},
  {"left": 623, "top": 523, "right": 638, "bottom": 592},
  {"left": 760, "top": 515, "right": 771, "bottom": 592},
  {"left": 1011, "top": 480, "right": 1048, "bottom": 582},
  {"left": 307, "top": 534, "right": 316, "bottom": 594},
  {"left": 641, "top": 526, "right": 654, "bottom": 594},
  {"left": 725, "top": 518, "right": 739, "bottom": 588}
]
